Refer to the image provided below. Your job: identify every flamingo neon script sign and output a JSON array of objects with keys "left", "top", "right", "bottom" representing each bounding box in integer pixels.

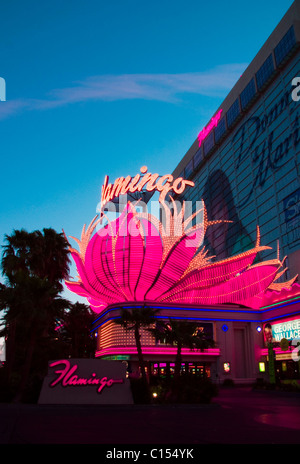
[
  {"left": 197, "top": 109, "right": 223, "bottom": 147},
  {"left": 100, "top": 166, "right": 195, "bottom": 210}
]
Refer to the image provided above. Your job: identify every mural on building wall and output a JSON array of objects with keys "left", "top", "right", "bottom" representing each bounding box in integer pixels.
[
  {"left": 194, "top": 74, "right": 300, "bottom": 263},
  {"left": 283, "top": 187, "right": 300, "bottom": 246},
  {"left": 202, "top": 169, "right": 253, "bottom": 260},
  {"left": 232, "top": 89, "right": 300, "bottom": 208}
]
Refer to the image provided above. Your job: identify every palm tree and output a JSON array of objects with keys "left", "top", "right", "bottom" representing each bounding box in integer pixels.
[
  {"left": 114, "top": 305, "right": 159, "bottom": 383},
  {"left": 0, "top": 228, "right": 71, "bottom": 402},
  {"left": 150, "top": 319, "right": 215, "bottom": 379},
  {"left": 62, "top": 302, "right": 95, "bottom": 358},
  {"left": 2, "top": 228, "right": 71, "bottom": 289}
]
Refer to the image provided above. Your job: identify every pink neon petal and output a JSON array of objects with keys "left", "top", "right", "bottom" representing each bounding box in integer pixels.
[
  {"left": 114, "top": 207, "right": 144, "bottom": 300},
  {"left": 69, "top": 251, "right": 117, "bottom": 304},
  {"left": 134, "top": 217, "right": 163, "bottom": 300},
  {"left": 66, "top": 201, "right": 295, "bottom": 313},
  {"left": 65, "top": 280, "right": 92, "bottom": 299},
  {"left": 161, "top": 264, "right": 280, "bottom": 305},
  {"left": 160, "top": 246, "right": 266, "bottom": 301},
  {"left": 85, "top": 215, "right": 125, "bottom": 303},
  {"left": 145, "top": 226, "right": 204, "bottom": 301},
  {"left": 86, "top": 297, "right": 107, "bottom": 314},
  {"left": 81, "top": 238, "right": 123, "bottom": 305}
]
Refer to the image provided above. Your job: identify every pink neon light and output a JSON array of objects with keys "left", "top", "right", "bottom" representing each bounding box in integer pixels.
[
  {"left": 260, "top": 347, "right": 294, "bottom": 356},
  {"left": 197, "top": 109, "right": 223, "bottom": 147},
  {"left": 162, "top": 264, "right": 280, "bottom": 305},
  {"left": 65, "top": 202, "right": 294, "bottom": 313},
  {"left": 49, "top": 359, "right": 124, "bottom": 393},
  {"left": 95, "top": 346, "right": 221, "bottom": 357},
  {"left": 260, "top": 283, "right": 300, "bottom": 307}
]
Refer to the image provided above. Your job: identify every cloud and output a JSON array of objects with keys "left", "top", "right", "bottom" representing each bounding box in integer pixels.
[{"left": 0, "top": 63, "right": 247, "bottom": 119}]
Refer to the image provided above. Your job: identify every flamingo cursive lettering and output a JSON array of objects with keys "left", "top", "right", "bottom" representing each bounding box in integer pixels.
[
  {"left": 49, "top": 359, "right": 124, "bottom": 393},
  {"left": 100, "top": 165, "right": 194, "bottom": 209}
]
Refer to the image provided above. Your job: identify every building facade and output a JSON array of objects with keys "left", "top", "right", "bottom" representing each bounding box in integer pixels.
[
  {"left": 170, "top": 0, "right": 300, "bottom": 384},
  {"left": 90, "top": 296, "right": 300, "bottom": 385},
  {"left": 173, "top": 1, "right": 300, "bottom": 279},
  {"left": 66, "top": 2, "right": 300, "bottom": 387}
]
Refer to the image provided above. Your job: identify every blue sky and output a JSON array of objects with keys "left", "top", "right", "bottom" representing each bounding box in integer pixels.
[{"left": 0, "top": 0, "right": 294, "bottom": 326}]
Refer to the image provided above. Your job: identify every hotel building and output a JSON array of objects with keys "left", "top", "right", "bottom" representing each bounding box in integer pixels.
[
  {"left": 170, "top": 0, "right": 300, "bottom": 383},
  {"left": 68, "top": 1, "right": 300, "bottom": 386}
]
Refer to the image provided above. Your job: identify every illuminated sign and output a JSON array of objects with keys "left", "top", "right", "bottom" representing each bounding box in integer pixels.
[
  {"left": 100, "top": 166, "right": 195, "bottom": 209},
  {"left": 263, "top": 318, "right": 300, "bottom": 343},
  {"left": 259, "top": 362, "right": 265, "bottom": 372},
  {"left": 272, "top": 318, "right": 300, "bottom": 341},
  {"left": 197, "top": 109, "right": 223, "bottom": 147},
  {"left": 223, "top": 362, "right": 231, "bottom": 373},
  {"left": 66, "top": 195, "right": 287, "bottom": 314},
  {"left": 39, "top": 358, "right": 133, "bottom": 404},
  {"left": 49, "top": 359, "right": 124, "bottom": 393}
]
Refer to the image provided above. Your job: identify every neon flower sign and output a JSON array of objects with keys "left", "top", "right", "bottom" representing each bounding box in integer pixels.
[
  {"left": 100, "top": 166, "right": 195, "bottom": 209},
  {"left": 65, "top": 186, "right": 296, "bottom": 312},
  {"left": 198, "top": 109, "right": 223, "bottom": 147}
]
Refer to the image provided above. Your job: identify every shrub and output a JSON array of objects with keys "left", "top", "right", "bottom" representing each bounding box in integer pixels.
[
  {"left": 149, "top": 374, "right": 218, "bottom": 404},
  {"left": 280, "top": 380, "right": 300, "bottom": 392},
  {"left": 222, "top": 378, "right": 235, "bottom": 388},
  {"left": 130, "top": 378, "right": 151, "bottom": 404}
]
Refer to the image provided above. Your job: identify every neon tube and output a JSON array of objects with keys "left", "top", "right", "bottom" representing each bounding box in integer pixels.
[
  {"left": 96, "top": 346, "right": 221, "bottom": 357},
  {"left": 197, "top": 109, "right": 223, "bottom": 147}
]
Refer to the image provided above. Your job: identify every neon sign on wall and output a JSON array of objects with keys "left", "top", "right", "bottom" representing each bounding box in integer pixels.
[
  {"left": 197, "top": 109, "right": 223, "bottom": 147},
  {"left": 49, "top": 359, "right": 124, "bottom": 394},
  {"left": 101, "top": 166, "right": 195, "bottom": 209}
]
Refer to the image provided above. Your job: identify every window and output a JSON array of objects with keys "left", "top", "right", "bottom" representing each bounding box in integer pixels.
[
  {"left": 240, "top": 78, "right": 256, "bottom": 110},
  {"left": 226, "top": 99, "right": 240, "bottom": 127},
  {"left": 193, "top": 147, "right": 203, "bottom": 168},
  {"left": 274, "top": 26, "right": 297, "bottom": 67},
  {"left": 179, "top": 171, "right": 185, "bottom": 179},
  {"left": 256, "top": 54, "right": 275, "bottom": 90},
  {"left": 214, "top": 117, "right": 226, "bottom": 142},
  {"left": 203, "top": 131, "right": 214, "bottom": 155},
  {"left": 184, "top": 159, "right": 193, "bottom": 178}
]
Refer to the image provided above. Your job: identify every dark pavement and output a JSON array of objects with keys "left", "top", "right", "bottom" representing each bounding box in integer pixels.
[{"left": 1, "top": 387, "right": 300, "bottom": 445}]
